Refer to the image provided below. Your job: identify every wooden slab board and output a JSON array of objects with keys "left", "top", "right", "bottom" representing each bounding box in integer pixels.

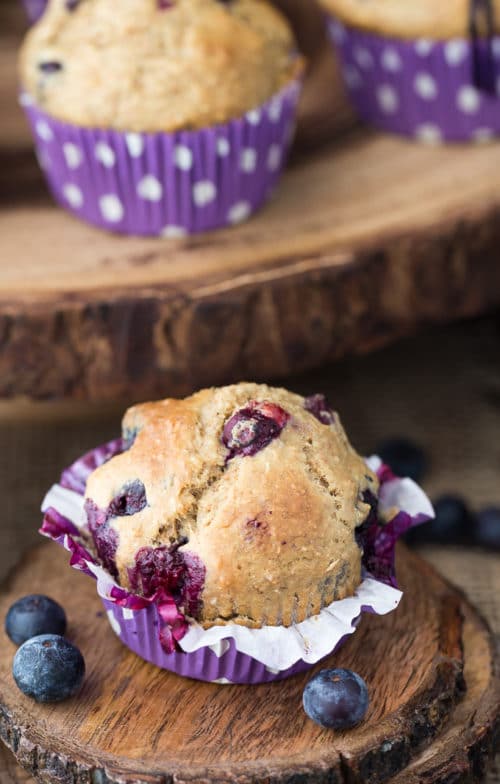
[
  {"left": 0, "top": 543, "right": 472, "bottom": 784},
  {"left": 389, "top": 602, "right": 500, "bottom": 784},
  {"left": 3, "top": 2, "right": 500, "bottom": 400}
]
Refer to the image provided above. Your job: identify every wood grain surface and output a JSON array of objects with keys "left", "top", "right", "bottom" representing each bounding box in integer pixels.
[
  {"left": 3, "top": 2, "right": 500, "bottom": 400},
  {"left": 0, "top": 544, "right": 469, "bottom": 784},
  {"left": 388, "top": 549, "right": 500, "bottom": 784}
]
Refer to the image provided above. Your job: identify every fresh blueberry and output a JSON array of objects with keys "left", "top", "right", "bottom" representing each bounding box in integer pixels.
[
  {"left": 222, "top": 401, "right": 289, "bottom": 460},
  {"left": 303, "top": 668, "right": 369, "bottom": 730},
  {"left": 476, "top": 507, "right": 500, "bottom": 550},
  {"left": 304, "top": 394, "right": 335, "bottom": 426},
  {"left": 406, "top": 495, "right": 472, "bottom": 546},
  {"left": 376, "top": 438, "right": 427, "bottom": 482},
  {"left": 12, "top": 635, "right": 85, "bottom": 703},
  {"left": 433, "top": 495, "right": 471, "bottom": 542},
  {"left": 5, "top": 595, "right": 66, "bottom": 646}
]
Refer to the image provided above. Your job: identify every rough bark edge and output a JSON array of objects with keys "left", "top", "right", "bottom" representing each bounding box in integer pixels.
[
  {"left": 388, "top": 629, "right": 500, "bottom": 784},
  {"left": 1, "top": 208, "right": 500, "bottom": 401}
]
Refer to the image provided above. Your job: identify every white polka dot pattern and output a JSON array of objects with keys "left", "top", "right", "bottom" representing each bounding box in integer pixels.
[
  {"left": 457, "top": 85, "right": 481, "bottom": 114},
  {"left": 95, "top": 142, "right": 116, "bottom": 168},
  {"left": 414, "top": 73, "right": 438, "bottom": 100},
  {"left": 240, "top": 148, "right": 257, "bottom": 173},
  {"left": 125, "top": 133, "right": 144, "bottom": 158},
  {"left": 354, "top": 46, "right": 374, "bottom": 70},
  {"left": 246, "top": 108, "right": 261, "bottom": 125},
  {"left": 99, "top": 194, "right": 124, "bottom": 223},
  {"left": 36, "top": 120, "right": 53, "bottom": 142},
  {"left": 228, "top": 201, "right": 251, "bottom": 225},
  {"left": 22, "top": 78, "right": 301, "bottom": 235},
  {"left": 267, "top": 144, "right": 282, "bottom": 172},
  {"left": 268, "top": 97, "right": 283, "bottom": 122},
  {"left": 174, "top": 145, "right": 193, "bottom": 171},
  {"left": 192, "top": 180, "right": 217, "bottom": 207},
  {"left": 63, "top": 142, "right": 82, "bottom": 170},
  {"left": 381, "top": 48, "right": 402, "bottom": 73},
  {"left": 161, "top": 225, "right": 187, "bottom": 239},
  {"left": 415, "top": 39, "right": 434, "bottom": 57},
  {"left": 63, "top": 183, "right": 83, "bottom": 208},
  {"left": 137, "top": 175, "right": 163, "bottom": 202},
  {"left": 328, "top": 19, "right": 500, "bottom": 143},
  {"left": 415, "top": 124, "right": 443, "bottom": 144},
  {"left": 377, "top": 84, "right": 399, "bottom": 113},
  {"left": 216, "top": 138, "right": 230, "bottom": 157},
  {"left": 444, "top": 39, "right": 468, "bottom": 66}
]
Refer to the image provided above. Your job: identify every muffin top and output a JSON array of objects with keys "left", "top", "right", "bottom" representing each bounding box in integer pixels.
[
  {"left": 319, "top": 0, "right": 500, "bottom": 39},
  {"left": 84, "top": 383, "right": 377, "bottom": 630},
  {"left": 19, "top": 0, "right": 298, "bottom": 132}
]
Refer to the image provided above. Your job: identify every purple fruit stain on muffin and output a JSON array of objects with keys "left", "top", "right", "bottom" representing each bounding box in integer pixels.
[
  {"left": 304, "top": 394, "right": 336, "bottom": 426},
  {"left": 84, "top": 499, "right": 119, "bottom": 580},
  {"left": 65, "top": 0, "right": 81, "bottom": 10},
  {"left": 244, "top": 517, "right": 269, "bottom": 542},
  {"left": 223, "top": 400, "right": 290, "bottom": 460},
  {"left": 129, "top": 542, "right": 205, "bottom": 614},
  {"left": 128, "top": 542, "right": 206, "bottom": 651},
  {"left": 84, "top": 481, "right": 146, "bottom": 579}
]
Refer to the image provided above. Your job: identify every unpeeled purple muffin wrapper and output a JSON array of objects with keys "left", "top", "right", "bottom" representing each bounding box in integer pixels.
[
  {"left": 41, "top": 441, "right": 433, "bottom": 684},
  {"left": 327, "top": 17, "right": 500, "bottom": 142},
  {"left": 20, "top": 78, "right": 301, "bottom": 236},
  {"left": 22, "top": 0, "right": 46, "bottom": 23}
]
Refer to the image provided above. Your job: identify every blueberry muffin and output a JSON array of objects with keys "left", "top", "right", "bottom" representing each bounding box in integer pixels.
[
  {"left": 19, "top": 0, "right": 298, "bottom": 132},
  {"left": 320, "top": 0, "right": 500, "bottom": 142},
  {"left": 319, "top": 0, "right": 500, "bottom": 39},
  {"left": 84, "top": 383, "right": 377, "bottom": 629},
  {"left": 18, "top": 0, "right": 303, "bottom": 235}
]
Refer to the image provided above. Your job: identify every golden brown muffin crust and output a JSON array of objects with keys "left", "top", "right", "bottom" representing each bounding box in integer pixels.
[
  {"left": 85, "top": 384, "right": 377, "bottom": 628},
  {"left": 318, "top": 0, "right": 500, "bottom": 40},
  {"left": 19, "top": 0, "right": 299, "bottom": 131}
]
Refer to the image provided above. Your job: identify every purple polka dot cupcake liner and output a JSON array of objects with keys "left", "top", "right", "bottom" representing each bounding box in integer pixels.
[
  {"left": 40, "top": 441, "right": 433, "bottom": 685},
  {"left": 21, "top": 0, "right": 46, "bottom": 23},
  {"left": 327, "top": 17, "right": 500, "bottom": 142},
  {"left": 20, "top": 79, "right": 301, "bottom": 236}
]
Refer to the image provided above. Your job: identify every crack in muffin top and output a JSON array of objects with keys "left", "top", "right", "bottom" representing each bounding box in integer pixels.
[
  {"left": 84, "top": 383, "right": 378, "bottom": 629},
  {"left": 19, "top": 0, "right": 299, "bottom": 131}
]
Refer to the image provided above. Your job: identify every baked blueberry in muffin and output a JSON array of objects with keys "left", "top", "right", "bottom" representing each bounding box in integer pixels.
[{"left": 83, "top": 384, "right": 377, "bottom": 630}]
